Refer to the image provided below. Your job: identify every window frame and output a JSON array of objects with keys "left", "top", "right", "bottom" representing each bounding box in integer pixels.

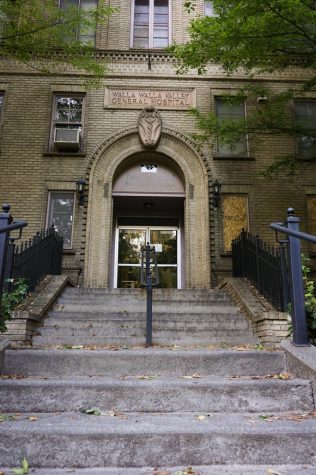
[
  {"left": 214, "top": 96, "right": 249, "bottom": 158},
  {"left": 294, "top": 99, "right": 316, "bottom": 159},
  {"left": 46, "top": 191, "right": 76, "bottom": 250},
  {"left": 49, "top": 93, "right": 85, "bottom": 153},
  {"left": 58, "top": 0, "right": 98, "bottom": 45},
  {"left": 130, "top": 0, "right": 172, "bottom": 49}
]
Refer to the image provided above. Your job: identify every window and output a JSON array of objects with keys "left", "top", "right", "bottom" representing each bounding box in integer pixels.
[
  {"left": 59, "top": 0, "right": 97, "bottom": 44},
  {"left": 50, "top": 95, "right": 84, "bottom": 153},
  {"left": 204, "top": 1, "right": 214, "bottom": 16},
  {"left": 215, "top": 97, "right": 248, "bottom": 156},
  {"left": 222, "top": 194, "right": 249, "bottom": 252},
  {"left": 47, "top": 192, "right": 75, "bottom": 249},
  {"left": 307, "top": 196, "right": 316, "bottom": 252},
  {"left": 294, "top": 100, "right": 316, "bottom": 158},
  {"left": 132, "top": 0, "right": 170, "bottom": 49}
]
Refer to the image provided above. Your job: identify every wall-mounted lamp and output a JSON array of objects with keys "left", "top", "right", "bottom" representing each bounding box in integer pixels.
[
  {"left": 211, "top": 179, "right": 222, "bottom": 209},
  {"left": 76, "top": 178, "right": 86, "bottom": 206}
]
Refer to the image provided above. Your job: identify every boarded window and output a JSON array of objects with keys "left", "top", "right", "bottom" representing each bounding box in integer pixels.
[{"left": 222, "top": 195, "right": 249, "bottom": 252}]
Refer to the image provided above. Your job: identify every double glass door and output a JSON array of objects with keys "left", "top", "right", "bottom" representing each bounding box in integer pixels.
[{"left": 115, "top": 226, "right": 179, "bottom": 288}]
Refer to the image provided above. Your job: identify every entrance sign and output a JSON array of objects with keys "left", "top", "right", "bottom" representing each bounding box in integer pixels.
[
  {"left": 104, "top": 86, "right": 196, "bottom": 110},
  {"left": 138, "top": 108, "right": 162, "bottom": 148}
]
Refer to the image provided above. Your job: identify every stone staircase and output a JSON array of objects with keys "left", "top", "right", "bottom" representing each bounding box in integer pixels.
[
  {"left": 32, "top": 287, "right": 257, "bottom": 347},
  {"left": 1, "top": 287, "right": 316, "bottom": 474}
]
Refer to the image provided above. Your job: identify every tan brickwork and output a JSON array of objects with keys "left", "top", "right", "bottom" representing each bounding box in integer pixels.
[{"left": 0, "top": 0, "right": 315, "bottom": 288}]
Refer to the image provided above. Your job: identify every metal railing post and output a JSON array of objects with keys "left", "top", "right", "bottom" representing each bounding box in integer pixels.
[
  {"left": 285, "top": 208, "right": 309, "bottom": 346},
  {"left": 0, "top": 204, "right": 11, "bottom": 302},
  {"left": 4, "top": 238, "right": 15, "bottom": 292},
  {"left": 279, "top": 242, "right": 290, "bottom": 312},
  {"left": 145, "top": 243, "right": 153, "bottom": 347}
]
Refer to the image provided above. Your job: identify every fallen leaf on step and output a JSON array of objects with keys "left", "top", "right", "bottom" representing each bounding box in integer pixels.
[
  {"left": 274, "top": 372, "right": 293, "bottom": 380},
  {"left": 80, "top": 407, "right": 101, "bottom": 416},
  {"left": 182, "top": 373, "right": 202, "bottom": 379},
  {"left": 28, "top": 416, "right": 38, "bottom": 421},
  {"left": 266, "top": 469, "right": 281, "bottom": 475},
  {"left": 136, "top": 374, "right": 158, "bottom": 380},
  {"left": 106, "top": 409, "right": 127, "bottom": 419},
  {"left": 195, "top": 415, "right": 206, "bottom": 421},
  {"left": 119, "top": 375, "right": 128, "bottom": 380}
]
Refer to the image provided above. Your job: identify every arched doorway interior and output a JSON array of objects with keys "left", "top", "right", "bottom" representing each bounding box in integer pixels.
[{"left": 111, "top": 154, "right": 185, "bottom": 288}]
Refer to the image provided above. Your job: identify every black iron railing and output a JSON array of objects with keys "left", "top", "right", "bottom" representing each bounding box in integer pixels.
[
  {"left": 6, "top": 226, "right": 63, "bottom": 292},
  {"left": 271, "top": 208, "right": 316, "bottom": 346},
  {"left": 232, "top": 230, "right": 287, "bottom": 311},
  {"left": 140, "top": 243, "right": 159, "bottom": 346}
]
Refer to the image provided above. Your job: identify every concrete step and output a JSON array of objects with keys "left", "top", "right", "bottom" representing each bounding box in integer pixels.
[
  {"left": 0, "top": 376, "right": 312, "bottom": 413},
  {"left": 1, "top": 412, "right": 316, "bottom": 467},
  {"left": 32, "top": 334, "right": 258, "bottom": 347},
  {"left": 37, "top": 320, "right": 250, "bottom": 335},
  {"left": 50, "top": 304, "right": 239, "bottom": 313},
  {"left": 3, "top": 349, "right": 286, "bottom": 377},
  {"left": 2, "top": 466, "right": 316, "bottom": 475},
  {"left": 46, "top": 310, "right": 244, "bottom": 321},
  {"left": 44, "top": 313, "right": 249, "bottom": 325}
]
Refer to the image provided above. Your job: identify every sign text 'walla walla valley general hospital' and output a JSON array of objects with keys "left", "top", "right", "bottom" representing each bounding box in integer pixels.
[{"left": 104, "top": 87, "right": 196, "bottom": 110}]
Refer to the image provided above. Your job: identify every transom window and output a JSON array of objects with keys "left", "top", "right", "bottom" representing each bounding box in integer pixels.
[
  {"left": 50, "top": 95, "right": 84, "bottom": 153},
  {"left": 294, "top": 100, "right": 316, "bottom": 158},
  {"left": 215, "top": 97, "right": 248, "bottom": 157},
  {"left": 59, "top": 0, "right": 98, "bottom": 44},
  {"left": 47, "top": 192, "right": 75, "bottom": 249},
  {"left": 132, "top": 0, "right": 170, "bottom": 49}
]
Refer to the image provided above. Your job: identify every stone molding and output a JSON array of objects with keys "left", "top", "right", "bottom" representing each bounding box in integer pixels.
[{"left": 83, "top": 127, "right": 211, "bottom": 288}]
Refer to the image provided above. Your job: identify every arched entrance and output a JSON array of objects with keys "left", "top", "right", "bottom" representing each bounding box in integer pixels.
[
  {"left": 84, "top": 128, "right": 211, "bottom": 288},
  {"left": 112, "top": 154, "right": 185, "bottom": 288}
]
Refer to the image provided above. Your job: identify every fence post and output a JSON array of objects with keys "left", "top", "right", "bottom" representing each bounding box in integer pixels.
[
  {"left": 285, "top": 208, "right": 309, "bottom": 346},
  {"left": 0, "top": 204, "right": 12, "bottom": 303},
  {"left": 145, "top": 243, "right": 153, "bottom": 347},
  {"left": 279, "top": 242, "right": 290, "bottom": 312},
  {"left": 4, "top": 238, "right": 15, "bottom": 292}
]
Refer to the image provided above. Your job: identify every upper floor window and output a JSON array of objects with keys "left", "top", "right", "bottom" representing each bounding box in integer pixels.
[
  {"left": 215, "top": 97, "right": 248, "bottom": 157},
  {"left": 47, "top": 192, "right": 75, "bottom": 249},
  {"left": 132, "top": 0, "right": 170, "bottom": 49},
  {"left": 204, "top": 1, "right": 214, "bottom": 16},
  {"left": 50, "top": 95, "right": 84, "bottom": 153},
  {"left": 294, "top": 100, "right": 316, "bottom": 158},
  {"left": 59, "top": 0, "right": 97, "bottom": 45}
]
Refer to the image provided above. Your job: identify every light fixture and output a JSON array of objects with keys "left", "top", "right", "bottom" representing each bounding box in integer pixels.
[
  {"left": 211, "top": 179, "right": 222, "bottom": 209},
  {"left": 76, "top": 178, "right": 86, "bottom": 206}
]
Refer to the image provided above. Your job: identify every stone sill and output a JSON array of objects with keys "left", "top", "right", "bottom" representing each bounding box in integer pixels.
[
  {"left": 43, "top": 152, "right": 86, "bottom": 158},
  {"left": 213, "top": 154, "right": 255, "bottom": 161}
]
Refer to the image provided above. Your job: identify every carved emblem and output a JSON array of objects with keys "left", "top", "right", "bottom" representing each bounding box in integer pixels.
[{"left": 138, "top": 107, "right": 162, "bottom": 148}]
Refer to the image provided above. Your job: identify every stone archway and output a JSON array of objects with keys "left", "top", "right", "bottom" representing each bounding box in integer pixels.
[{"left": 84, "top": 127, "right": 211, "bottom": 288}]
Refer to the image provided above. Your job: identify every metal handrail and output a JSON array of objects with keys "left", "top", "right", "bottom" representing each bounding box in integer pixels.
[
  {"left": 270, "top": 208, "right": 315, "bottom": 346},
  {"left": 271, "top": 223, "right": 316, "bottom": 244},
  {"left": 0, "top": 220, "right": 28, "bottom": 234}
]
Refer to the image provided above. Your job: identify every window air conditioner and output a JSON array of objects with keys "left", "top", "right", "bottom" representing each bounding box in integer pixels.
[{"left": 54, "top": 128, "right": 81, "bottom": 152}]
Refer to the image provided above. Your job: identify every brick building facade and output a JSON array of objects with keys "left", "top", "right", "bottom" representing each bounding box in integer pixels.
[{"left": 0, "top": 0, "right": 315, "bottom": 288}]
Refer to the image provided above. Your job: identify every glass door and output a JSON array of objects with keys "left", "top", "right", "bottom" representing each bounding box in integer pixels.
[{"left": 115, "top": 226, "right": 180, "bottom": 288}]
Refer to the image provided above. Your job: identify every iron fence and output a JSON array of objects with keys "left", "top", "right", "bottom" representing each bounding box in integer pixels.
[
  {"left": 232, "top": 230, "right": 287, "bottom": 311},
  {"left": 6, "top": 226, "right": 63, "bottom": 292}
]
